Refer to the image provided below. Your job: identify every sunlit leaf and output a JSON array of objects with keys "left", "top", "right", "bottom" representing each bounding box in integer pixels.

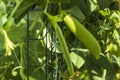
[{"left": 70, "top": 52, "right": 85, "bottom": 69}]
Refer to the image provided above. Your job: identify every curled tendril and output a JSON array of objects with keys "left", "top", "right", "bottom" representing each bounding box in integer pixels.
[{"left": 11, "top": 66, "right": 22, "bottom": 76}]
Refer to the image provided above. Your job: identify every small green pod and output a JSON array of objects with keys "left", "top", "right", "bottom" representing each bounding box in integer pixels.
[
  {"left": 64, "top": 15, "right": 101, "bottom": 59},
  {"left": 52, "top": 22, "right": 74, "bottom": 75}
]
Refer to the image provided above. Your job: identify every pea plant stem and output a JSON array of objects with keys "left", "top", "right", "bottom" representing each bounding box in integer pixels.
[
  {"left": 9, "top": 0, "right": 23, "bottom": 18},
  {"left": 102, "top": 69, "right": 107, "bottom": 80}
]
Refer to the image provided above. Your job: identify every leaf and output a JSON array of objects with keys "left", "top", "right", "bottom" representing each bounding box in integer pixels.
[
  {"left": 100, "top": 20, "right": 113, "bottom": 30},
  {"left": 12, "top": 1, "right": 34, "bottom": 23},
  {"left": 0, "top": 14, "right": 7, "bottom": 28},
  {"left": 4, "top": 17, "right": 14, "bottom": 30},
  {"left": 70, "top": 52, "right": 85, "bottom": 69},
  {"left": 29, "top": 68, "right": 45, "bottom": 80},
  {"left": 66, "top": 5, "right": 86, "bottom": 22},
  {"left": 12, "top": 0, "right": 47, "bottom": 23},
  {"left": 89, "top": 0, "right": 98, "bottom": 12},
  {"left": 73, "top": 0, "right": 91, "bottom": 17},
  {"left": 99, "top": 8, "right": 110, "bottom": 17},
  {"left": 43, "top": 27, "right": 61, "bottom": 53},
  {"left": 0, "top": 1, "right": 6, "bottom": 16},
  {"left": 7, "top": 20, "right": 26, "bottom": 43},
  {"left": 97, "top": 0, "right": 115, "bottom": 9}
]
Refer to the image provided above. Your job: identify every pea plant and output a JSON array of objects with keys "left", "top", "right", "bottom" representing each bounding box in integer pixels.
[{"left": 0, "top": 0, "right": 120, "bottom": 80}]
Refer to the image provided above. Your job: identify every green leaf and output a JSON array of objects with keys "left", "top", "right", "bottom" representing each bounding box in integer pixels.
[
  {"left": 70, "top": 52, "right": 85, "bottom": 69},
  {"left": 99, "top": 8, "right": 110, "bottom": 17},
  {"left": 0, "top": 1, "right": 6, "bottom": 16},
  {"left": 29, "top": 68, "right": 45, "bottom": 80},
  {"left": 11, "top": 0, "right": 35, "bottom": 23},
  {"left": 73, "top": 0, "right": 91, "bottom": 17},
  {"left": 11, "top": 0, "right": 47, "bottom": 23},
  {"left": 7, "top": 20, "right": 26, "bottom": 43},
  {"left": 4, "top": 17, "right": 14, "bottom": 30},
  {"left": 97, "top": 0, "right": 115, "bottom": 9},
  {"left": 66, "top": 5, "right": 86, "bottom": 22},
  {"left": 0, "top": 14, "right": 7, "bottom": 28},
  {"left": 89, "top": 0, "right": 98, "bottom": 12}
]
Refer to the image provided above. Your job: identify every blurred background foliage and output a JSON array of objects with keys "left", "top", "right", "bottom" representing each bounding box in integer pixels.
[{"left": 0, "top": 0, "right": 120, "bottom": 80}]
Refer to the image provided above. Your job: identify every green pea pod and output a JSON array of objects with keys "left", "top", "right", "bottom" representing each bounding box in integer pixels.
[
  {"left": 64, "top": 15, "right": 101, "bottom": 59},
  {"left": 52, "top": 22, "right": 74, "bottom": 75},
  {"left": 44, "top": 12, "right": 74, "bottom": 75}
]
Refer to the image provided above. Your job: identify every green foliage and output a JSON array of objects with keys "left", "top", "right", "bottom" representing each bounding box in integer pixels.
[
  {"left": 70, "top": 52, "right": 85, "bottom": 69},
  {"left": 0, "top": 0, "right": 120, "bottom": 79}
]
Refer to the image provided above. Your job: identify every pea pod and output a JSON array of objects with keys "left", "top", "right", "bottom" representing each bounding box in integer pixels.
[
  {"left": 52, "top": 22, "right": 74, "bottom": 75},
  {"left": 64, "top": 15, "right": 101, "bottom": 59},
  {"left": 44, "top": 12, "right": 74, "bottom": 75}
]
